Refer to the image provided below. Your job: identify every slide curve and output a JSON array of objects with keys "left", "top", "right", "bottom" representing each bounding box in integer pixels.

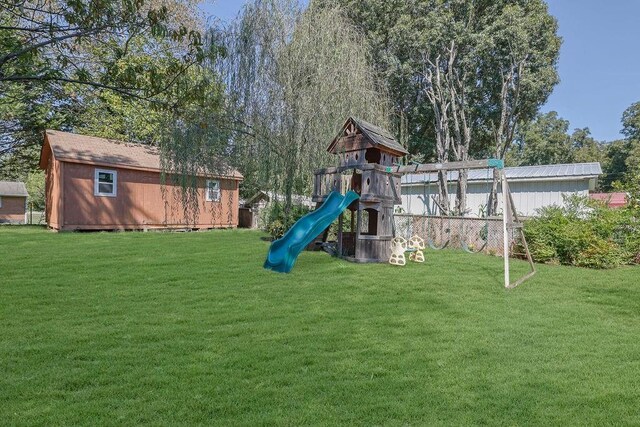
[{"left": 264, "top": 190, "right": 360, "bottom": 273}]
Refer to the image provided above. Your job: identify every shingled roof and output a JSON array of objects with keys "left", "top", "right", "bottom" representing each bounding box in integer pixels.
[
  {"left": 328, "top": 117, "right": 408, "bottom": 156},
  {"left": 0, "top": 181, "right": 28, "bottom": 197},
  {"left": 40, "top": 130, "right": 243, "bottom": 179}
]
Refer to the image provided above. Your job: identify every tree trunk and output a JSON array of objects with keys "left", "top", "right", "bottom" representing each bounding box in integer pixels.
[
  {"left": 437, "top": 170, "right": 449, "bottom": 215},
  {"left": 455, "top": 168, "right": 468, "bottom": 215},
  {"left": 444, "top": 41, "right": 471, "bottom": 216},
  {"left": 487, "top": 166, "right": 500, "bottom": 216},
  {"left": 488, "top": 67, "right": 520, "bottom": 216},
  {"left": 422, "top": 54, "right": 451, "bottom": 215}
]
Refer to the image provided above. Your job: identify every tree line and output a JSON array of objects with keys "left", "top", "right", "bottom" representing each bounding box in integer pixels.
[
  {"left": 509, "top": 107, "right": 640, "bottom": 194},
  {"left": 1, "top": 0, "right": 638, "bottom": 215}
]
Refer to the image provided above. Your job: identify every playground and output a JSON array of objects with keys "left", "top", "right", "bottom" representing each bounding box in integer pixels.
[
  {"left": 2, "top": 226, "right": 640, "bottom": 425},
  {"left": 264, "top": 117, "right": 534, "bottom": 288}
]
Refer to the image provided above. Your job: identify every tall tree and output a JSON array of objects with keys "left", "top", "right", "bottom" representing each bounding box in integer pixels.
[
  {"left": 570, "top": 127, "right": 603, "bottom": 164},
  {"left": 72, "top": 36, "right": 225, "bottom": 145},
  {"left": 622, "top": 101, "right": 640, "bottom": 141},
  {"left": 509, "top": 112, "right": 572, "bottom": 166},
  {"left": 212, "top": 0, "right": 391, "bottom": 214},
  {"left": 0, "top": 0, "right": 212, "bottom": 179},
  {"left": 478, "top": 1, "right": 560, "bottom": 213},
  {"left": 621, "top": 101, "right": 640, "bottom": 183},
  {"left": 611, "top": 101, "right": 640, "bottom": 205},
  {"left": 316, "top": 0, "right": 560, "bottom": 216},
  {"left": 601, "top": 139, "right": 630, "bottom": 191},
  {"left": 0, "top": 0, "right": 204, "bottom": 93}
]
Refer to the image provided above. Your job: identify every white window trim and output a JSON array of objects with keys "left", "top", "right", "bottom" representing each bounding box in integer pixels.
[
  {"left": 94, "top": 168, "right": 117, "bottom": 197},
  {"left": 205, "top": 179, "right": 221, "bottom": 202}
]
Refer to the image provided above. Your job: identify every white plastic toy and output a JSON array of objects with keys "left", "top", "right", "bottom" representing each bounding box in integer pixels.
[
  {"left": 408, "top": 235, "right": 425, "bottom": 263},
  {"left": 389, "top": 237, "right": 407, "bottom": 266}
]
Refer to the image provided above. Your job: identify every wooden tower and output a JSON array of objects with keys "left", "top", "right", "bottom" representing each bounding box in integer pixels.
[{"left": 312, "top": 117, "right": 408, "bottom": 262}]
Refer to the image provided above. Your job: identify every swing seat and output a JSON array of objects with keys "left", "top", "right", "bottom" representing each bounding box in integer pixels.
[
  {"left": 408, "top": 235, "right": 425, "bottom": 263},
  {"left": 389, "top": 237, "right": 407, "bottom": 266},
  {"left": 408, "top": 235, "right": 425, "bottom": 250},
  {"left": 389, "top": 253, "right": 406, "bottom": 266},
  {"left": 410, "top": 252, "right": 425, "bottom": 263}
]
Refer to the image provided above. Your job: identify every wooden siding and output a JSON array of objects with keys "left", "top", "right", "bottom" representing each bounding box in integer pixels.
[
  {"left": 45, "top": 158, "right": 239, "bottom": 231},
  {"left": 0, "top": 196, "right": 26, "bottom": 223},
  {"left": 45, "top": 152, "right": 63, "bottom": 229},
  {"left": 313, "top": 169, "right": 401, "bottom": 205},
  {"left": 354, "top": 238, "right": 392, "bottom": 263}
]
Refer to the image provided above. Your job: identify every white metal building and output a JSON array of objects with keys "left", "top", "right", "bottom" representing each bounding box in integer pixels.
[{"left": 400, "top": 162, "right": 602, "bottom": 217}]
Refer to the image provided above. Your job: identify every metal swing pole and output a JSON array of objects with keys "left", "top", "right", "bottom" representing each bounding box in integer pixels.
[{"left": 502, "top": 169, "right": 510, "bottom": 289}]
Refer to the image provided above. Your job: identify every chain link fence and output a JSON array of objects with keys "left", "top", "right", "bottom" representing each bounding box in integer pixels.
[
  {"left": 393, "top": 214, "right": 507, "bottom": 255},
  {"left": 26, "top": 210, "right": 46, "bottom": 225}
]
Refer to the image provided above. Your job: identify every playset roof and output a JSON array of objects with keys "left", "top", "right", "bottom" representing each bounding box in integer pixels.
[{"left": 328, "top": 117, "right": 408, "bottom": 156}]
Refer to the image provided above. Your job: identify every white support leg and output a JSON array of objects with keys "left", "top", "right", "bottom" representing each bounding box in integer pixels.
[{"left": 502, "top": 171, "right": 510, "bottom": 288}]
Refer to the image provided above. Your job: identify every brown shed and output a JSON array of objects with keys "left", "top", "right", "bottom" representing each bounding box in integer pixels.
[
  {"left": 0, "top": 181, "right": 28, "bottom": 224},
  {"left": 39, "top": 130, "right": 243, "bottom": 231}
]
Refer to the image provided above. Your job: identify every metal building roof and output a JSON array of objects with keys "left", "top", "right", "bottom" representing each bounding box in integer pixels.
[
  {"left": 401, "top": 162, "right": 602, "bottom": 184},
  {"left": 0, "top": 181, "right": 28, "bottom": 197}
]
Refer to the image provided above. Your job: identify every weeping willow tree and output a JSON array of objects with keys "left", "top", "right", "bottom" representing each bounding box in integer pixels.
[
  {"left": 158, "top": 0, "right": 392, "bottom": 225},
  {"left": 158, "top": 48, "right": 236, "bottom": 226},
  {"left": 222, "top": 0, "right": 392, "bottom": 212}
]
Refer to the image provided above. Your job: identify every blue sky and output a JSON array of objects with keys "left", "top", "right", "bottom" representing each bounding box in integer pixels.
[
  {"left": 201, "top": 0, "right": 640, "bottom": 142},
  {"left": 542, "top": 0, "right": 640, "bottom": 141}
]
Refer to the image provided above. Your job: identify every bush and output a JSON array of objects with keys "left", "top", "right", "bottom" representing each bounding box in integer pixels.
[
  {"left": 524, "top": 196, "right": 639, "bottom": 269},
  {"left": 575, "top": 238, "right": 626, "bottom": 269},
  {"left": 263, "top": 202, "right": 311, "bottom": 240},
  {"left": 263, "top": 200, "right": 351, "bottom": 241},
  {"left": 266, "top": 220, "right": 286, "bottom": 240}
]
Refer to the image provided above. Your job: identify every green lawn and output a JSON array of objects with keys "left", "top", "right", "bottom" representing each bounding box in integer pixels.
[{"left": 1, "top": 226, "right": 640, "bottom": 425}]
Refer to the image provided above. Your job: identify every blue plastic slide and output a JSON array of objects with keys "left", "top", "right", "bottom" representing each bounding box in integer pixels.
[{"left": 264, "top": 190, "right": 360, "bottom": 273}]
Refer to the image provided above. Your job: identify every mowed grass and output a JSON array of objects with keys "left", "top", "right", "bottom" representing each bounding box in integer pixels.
[{"left": 1, "top": 227, "right": 640, "bottom": 425}]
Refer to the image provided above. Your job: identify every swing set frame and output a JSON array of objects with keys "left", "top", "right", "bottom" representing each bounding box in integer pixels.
[{"left": 387, "top": 158, "right": 536, "bottom": 289}]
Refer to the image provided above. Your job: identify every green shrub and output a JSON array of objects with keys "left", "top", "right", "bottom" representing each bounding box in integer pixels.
[
  {"left": 524, "top": 195, "right": 639, "bottom": 269},
  {"left": 266, "top": 220, "right": 286, "bottom": 240},
  {"left": 263, "top": 202, "right": 311, "bottom": 239},
  {"left": 575, "top": 238, "right": 626, "bottom": 269},
  {"left": 327, "top": 209, "right": 353, "bottom": 240},
  {"left": 522, "top": 217, "right": 558, "bottom": 263}
]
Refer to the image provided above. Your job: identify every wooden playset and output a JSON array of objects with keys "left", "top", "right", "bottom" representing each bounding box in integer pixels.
[
  {"left": 312, "top": 117, "right": 407, "bottom": 263},
  {"left": 309, "top": 117, "right": 535, "bottom": 288}
]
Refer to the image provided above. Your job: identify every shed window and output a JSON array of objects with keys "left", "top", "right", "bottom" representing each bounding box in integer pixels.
[
  {"left": 0, "top": 196, "right": 2, "bottom": 208},
  {"left": 206, "top": 180, "right": 221, "bottom": 202},
  {"left": 94, "top": 169, "right": 117, "bottom": 197}
]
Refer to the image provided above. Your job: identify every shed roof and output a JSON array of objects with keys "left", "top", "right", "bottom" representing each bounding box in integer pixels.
[
  {"left": 0, "top": 181, "right": 28, "bottom": 197},
  {"left": 328, "top": 117, "right": 408, "bottom": 156},
  {"left": 401, "top": 162, "right": 602, "bottom": 185},
  {"left": 40, "top": 130, "right": 243, "bottom": 179}
]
